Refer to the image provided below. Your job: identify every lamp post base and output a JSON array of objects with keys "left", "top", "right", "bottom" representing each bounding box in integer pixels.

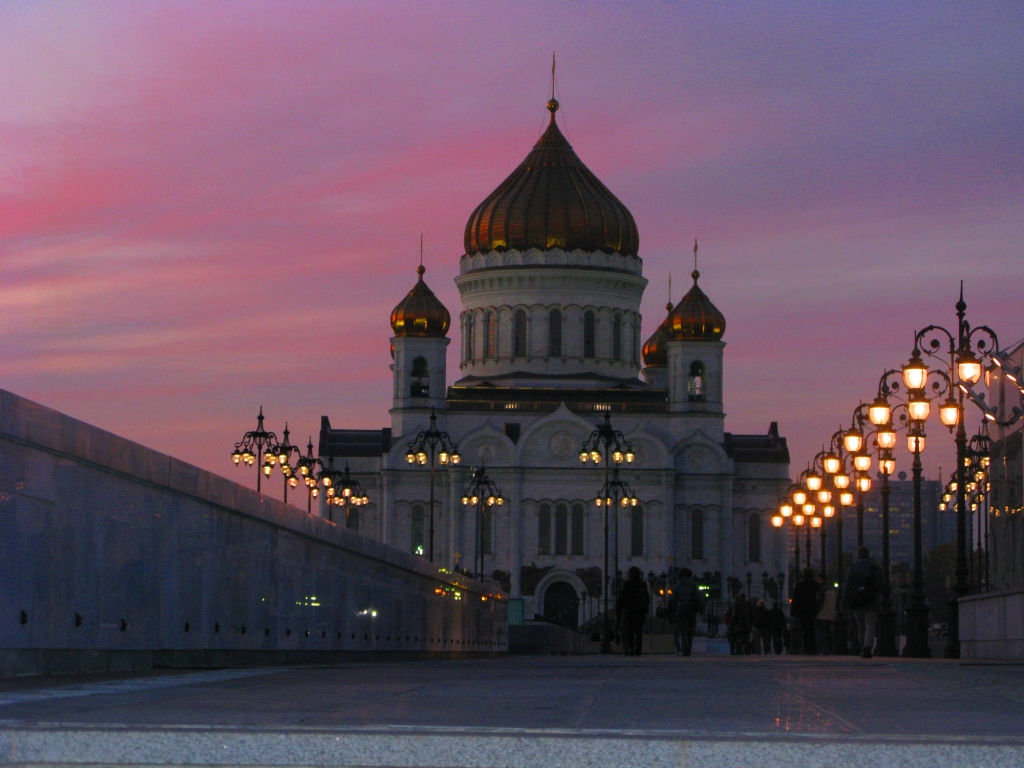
[
  {"left": 943, "top": 595, "right": 961, "bottom": 658},
  {"left": 876, "top": 604, "right": 899, "bottom": 657},
  {"left": 903, "top": 604, "right": 932, "bottom": 658}
]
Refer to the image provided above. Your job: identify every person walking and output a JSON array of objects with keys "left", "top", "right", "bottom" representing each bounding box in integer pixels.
[
  {"left": 815, "top": 579, "right": 837, "bottom": 655},
  {"left": 791, "top": 568, "right": 819, "bottom": 655},
  {"left": 616, "top": 566, "right": 651, "bottom": 656},
  {"left": 731, "top": 593, "right": 754, "bottom": 654},
  {"left": 669, "top": 568, "right": 705, "bottom": 656},
  {"left": 842, "top": 546, "right": 883, "bottom": 658},
  {"left": 752, "top": 600, "right": 771, "bottom": 654}
]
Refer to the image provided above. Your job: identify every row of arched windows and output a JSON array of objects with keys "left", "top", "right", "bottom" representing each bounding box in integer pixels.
[
  {"left": 688, "top": 510, "right": 763, "bottom": 563},
  {"left": 538, "top": 502, "right": 644, "bottom": 557},
  {"left": 462, "top": 308, "right": 639, "bottom": 364}
]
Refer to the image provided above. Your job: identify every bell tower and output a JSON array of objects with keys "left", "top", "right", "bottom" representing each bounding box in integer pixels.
[{"left": 389, "top": 263, "right": 450, "bottom": 433}]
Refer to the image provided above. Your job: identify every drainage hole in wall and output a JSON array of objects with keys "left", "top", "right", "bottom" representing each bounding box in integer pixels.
[
  {"left": 286, "top": 628, "right": 291, "bottom": 637},
  {"left": 183, "top": 621, "right": 190, "bottom": 633},
  {"left": 214, "top": 622, "right": 220, "bottom": 633},
  {"left": 19, "top": 611, "right": 28, "bottom": 625},
  {"left": 120, "top": 619, "right": 128, "bottom": 632},
  {"left": 75, "top": 613, "right": 83, "bottom": 628}
]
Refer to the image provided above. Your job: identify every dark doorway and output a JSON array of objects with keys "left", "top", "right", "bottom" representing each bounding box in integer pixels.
[{"left": 542, "top": 581, "right": 580, "bottom": 629}]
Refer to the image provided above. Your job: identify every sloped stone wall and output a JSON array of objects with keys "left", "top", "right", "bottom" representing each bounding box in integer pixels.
[{"left": 0, "top": 390, "right": 506, "bottom": 676}]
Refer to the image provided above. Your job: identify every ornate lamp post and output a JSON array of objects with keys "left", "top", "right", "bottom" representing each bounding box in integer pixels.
[
  {"left": 317, "top": 458, "right": 369, "bottom": 525},
  {"left": 579, "top": 411, "right": 635, "bottom": 654},
  {"left": 771, "top": 483, "right": 812, "bottom": 590},
  {"left": 871, "top": 349, "right": 952, "bottom": 658},
  {"left": 231, "top": 407, "right": 278, "bottom": 493},
  {"left": 405, "top": 409, "right": 461, "bottom": 562},
  {"left": 295, "top": 438, "right": 323, "bottom": 515},
  {"left": 461, "top": 466, "right": 504, "bottom": 581},
  {"left": 269, "top": 423, "right": 301, "bottom": 504},
  {"left": 912, "top": 287, "right": 999, "bottom": 658}
]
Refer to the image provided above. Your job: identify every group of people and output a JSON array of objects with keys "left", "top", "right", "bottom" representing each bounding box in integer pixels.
[
  {"left": 613, "top": 546, "right": 885, "bottom": 658},
  {"left": 791, "top": 545, "right": 884, "bottom": 658}
]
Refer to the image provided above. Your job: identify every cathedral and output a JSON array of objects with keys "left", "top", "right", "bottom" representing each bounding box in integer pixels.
[{"left": 319, "top": 97, "right": 791, "bottom": 625}]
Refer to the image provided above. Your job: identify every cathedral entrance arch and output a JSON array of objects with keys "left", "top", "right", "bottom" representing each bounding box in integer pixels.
[{"left": 541, "top": 580, "right": 581, "bottom": 629}]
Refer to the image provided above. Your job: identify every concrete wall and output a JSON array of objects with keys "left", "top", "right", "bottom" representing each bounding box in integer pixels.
[
  {"left": 959, "top": 588, "right": 1024, "bottom": 660},
  {"left": 0, "top": 389, "right": 506, "bottom": 676}
]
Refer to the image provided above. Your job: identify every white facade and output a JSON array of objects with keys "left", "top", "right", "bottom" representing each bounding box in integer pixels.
[{"left": 319, "top": 105, "right": 791, "bottom": 625}]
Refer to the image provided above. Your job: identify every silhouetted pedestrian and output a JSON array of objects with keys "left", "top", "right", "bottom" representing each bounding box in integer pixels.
[
  {"left": 842, "top": 546, "right": 884, "bottom": 658},
  {"left": 791, "top": 568, "right": 819, "bottom": 655},
  {"left": 731, "top": 594, "right": 754, "bottom": 654},
  {"left": 616, "top": 566, "right": 650, "bottom": 656},
  {"left": 669, "top": 567, "right": 705, "bottom": 656}
]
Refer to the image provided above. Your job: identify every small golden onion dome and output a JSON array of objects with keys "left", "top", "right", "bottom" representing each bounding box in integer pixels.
[
  {"left": 667, "top": 270, "right": 726, "bottom": 341},
  {"left": 390, "top": 265, "right": 450, "bottom": 338},
  {"left": 642, "top": 302, "right": 673, "bottom": 367},
  {"left": 463, "top": 98, "right": 639, "bottom": 258}
]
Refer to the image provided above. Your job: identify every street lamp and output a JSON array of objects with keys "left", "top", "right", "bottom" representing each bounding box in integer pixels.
[
  {"left": 295, "top": 438, "right": 323, "bottom": 515},
  {"left": 231, "top": 407, "right": 278, "bottom": 493},
  {"left": 913, "top": 284, "right": 1001, "bottom": 658},
  {"left": 271, "top": 423, "right": 301, "bottom": 504},
  {"left": 405, "top": 408, "right": 461, "bottom": 562},
  {"left": 461, "top": 466, "right": 504, "bottom": 581},
  {"left": 874, "top": 352, "right": 952, "bottom": 658},
  {"left": 579, "top": 410, "right": 635, "bottom": 654},
  {"left": 318, "top": 459, "right": 369, "bottom": 526}
]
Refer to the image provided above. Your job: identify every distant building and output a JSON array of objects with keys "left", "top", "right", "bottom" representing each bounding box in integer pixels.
[
  {"left": 854, "top": 478, "right": 951, "bottom": 566},
  {"left": 316, "top": 97, "right": 792, "bottom": 627}
]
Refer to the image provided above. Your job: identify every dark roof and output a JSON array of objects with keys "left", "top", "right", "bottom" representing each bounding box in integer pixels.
[
  {"left": 319, "top": 416, "right": 391, "bottom": 458},
  {"left": 463, "top": 99, "right": 639, "bottom": 259},
  {"left": 723, "top": 422, "right": 789, "bottom": 464}
]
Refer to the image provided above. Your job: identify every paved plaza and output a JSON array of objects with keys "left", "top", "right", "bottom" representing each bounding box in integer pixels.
[{"left": 1, "top": 655, "right": 1023, "bottom": 767}]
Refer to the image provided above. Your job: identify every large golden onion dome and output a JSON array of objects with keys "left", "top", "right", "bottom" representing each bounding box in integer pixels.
[
  {"left": 667, "top": 269, "right": 726, "bottom": 341},
  {"left": 463, "top": 99, "right": 639, "bottom": 258},
  {"left": 642, "top": 302, "right": 673, "bottom": 367},
  {"left": 390, "top": 265, "right": 450, "bottom": 338}
]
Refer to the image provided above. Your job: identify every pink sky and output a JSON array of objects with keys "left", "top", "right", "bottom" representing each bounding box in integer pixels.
[{"left": 1, "top": 2, "right": 1021, "bottom": 497}]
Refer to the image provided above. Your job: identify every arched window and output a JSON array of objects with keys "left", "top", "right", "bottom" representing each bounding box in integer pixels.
[
  {"left": 538, "top": 503, "right": 552, "bottom": 555},
  {"left": 630, "top": 506, "right": 644, "bottom": 557},
  {"left": 466, "top": 314, "right": 475, "bottom": 361},
  {"left": 513, "top": 310, "right": 527, "bottom": 358},
  {"left": 691, "top": 508, "right": 704, "bottom": 560},
  {"left": 748, "top": 512, "right": 761, "bottom": 563},
  {"left": 411, "top": 505, "right": 425, "bottom": 556},
  {"left": 555, "top": 503, "right": 569, "bottom": 555},
  {"left": 410, "top": 356, "right": 429, "bottom": 398},
  {"left": 688, "top": 360, "right": 706, "bottom": 402},
  {"left": 484, "top": 311, "right": 497, "bottom": 359},
  {"left": 633, "top": 323, "right": 641, "bottom": 364},
  {"left": 583, "top": 311, "right": 595, "bottom": 358},
  {"left": 346, "top": 507, "right": 359, "bottom": 532},
  {"left": 548, "top": 310, "right": 562, "bottom": 357},
  {"left": 612, "top": 314, "right": 622, "bottom": 360},
  {"left": 571, "top": 504, "right": 585, "bottom": 556},
  {"left": 481, "top": 507, "right": 493, "bottom": 555}
]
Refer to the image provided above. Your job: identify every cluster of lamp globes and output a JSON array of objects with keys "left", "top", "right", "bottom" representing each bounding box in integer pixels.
[
  {"left": 460, "top": 492, "right": 504, "bottom": 507},
  {"left": 578, "top": 445, "right": 638, "bottom": 508},
  {"left": 404, "top": 449, "right": 461, "bottom": 466},
  {"left": 314, "top": 465, "right": 370, "bottom": 508},
  {"left": 231, "top": 445, "right": 302, "bottom": 486},
  {"left": 939, "top": 455, "right": 991, "bottom": 513}
]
